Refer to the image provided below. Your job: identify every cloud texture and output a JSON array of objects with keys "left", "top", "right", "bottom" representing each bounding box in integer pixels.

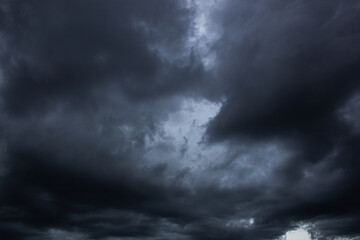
[{"left": 0, "top": 0, "right": 360, "bottom": 239}]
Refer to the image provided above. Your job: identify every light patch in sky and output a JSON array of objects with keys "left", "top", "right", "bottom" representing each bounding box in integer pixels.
[
  {"left": 190, "top": 0, "right": 221, "bottom": 69},
  {"left": 162, "top": 97, "right": 221, "bottom": 145},
  {"left": 285, "top": 228, "right": 311, "bottom": 240},
  {"left": 225, "top": 217, "right": 255, "bottom": 229},
  {"left": 144, "top": 98, "right": 223, "bottom": 175}
]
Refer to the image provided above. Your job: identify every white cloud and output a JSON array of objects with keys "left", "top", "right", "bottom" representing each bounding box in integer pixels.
[{"left": 284, "top": 228, "right": 311, "bottom": 240}]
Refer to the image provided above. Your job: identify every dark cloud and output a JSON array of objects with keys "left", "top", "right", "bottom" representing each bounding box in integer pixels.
[
  {"left": 1, "top": 0, "right": 360, "bottom": 239},
  {"left": 0, "top": 0, "right": 202, "bottom": 116},
  {"left": 205, "top": 0, "right": 360, "bottom": 238},
  {"left": 208, "top": 0, "right": 360, "bottom": 140}
]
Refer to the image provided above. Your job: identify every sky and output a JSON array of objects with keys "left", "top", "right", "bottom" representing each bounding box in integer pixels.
[{"left": 0, "top": 0, "right": 360, "bottom": 239}]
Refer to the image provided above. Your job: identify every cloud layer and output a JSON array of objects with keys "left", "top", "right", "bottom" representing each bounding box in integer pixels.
[{"left": 1, "top": 0, "right": 360, "bottom": 239}]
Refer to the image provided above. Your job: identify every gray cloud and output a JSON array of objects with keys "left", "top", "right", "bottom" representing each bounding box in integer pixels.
[{"left": 0, "top": 0, "right": 360, "bottom": 240}]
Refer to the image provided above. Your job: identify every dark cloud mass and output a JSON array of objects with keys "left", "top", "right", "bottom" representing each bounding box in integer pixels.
[{"left": 0, "top": 0, "right": 360, "bottom": 239}]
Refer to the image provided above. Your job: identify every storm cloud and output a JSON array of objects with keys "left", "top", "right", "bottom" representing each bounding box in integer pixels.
[{"left": 1, "top": 0, "right": 360, "bottom": 239}]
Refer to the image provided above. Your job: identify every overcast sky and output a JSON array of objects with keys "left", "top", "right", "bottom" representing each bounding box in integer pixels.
[{"left": 1, "top": 0, "right": 360, "bottom": 239}]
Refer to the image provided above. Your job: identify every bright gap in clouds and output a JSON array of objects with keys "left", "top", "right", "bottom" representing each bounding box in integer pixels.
[
  {"left": 144, "top": 98, "right": 223, "bottom": 174},
  {"left": 189, "top": 0, "right": 221, "bottom": 69},
  {"left": 162, "top": 98, "right": 221, "bottom": 144}
]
